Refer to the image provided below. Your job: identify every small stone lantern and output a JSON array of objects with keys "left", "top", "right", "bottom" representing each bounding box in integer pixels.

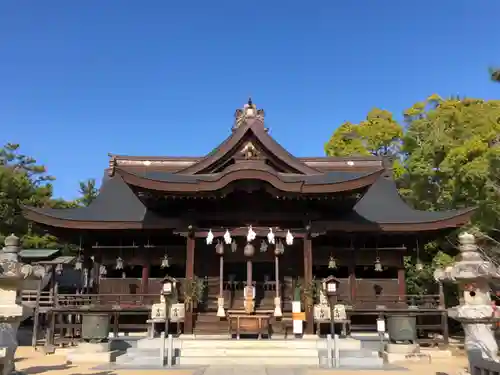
[
  {"left": 323, "top": 276, "right": 340, "bottom": 334},
  {"left": 0, "top": 234, "right": 45, "bottom": 374},
  {"left": 434, "top": 232, "right": 500, "bottom": 367}
]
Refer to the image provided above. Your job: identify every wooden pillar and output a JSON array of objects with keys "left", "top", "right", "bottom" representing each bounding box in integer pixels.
[
  {"left": 348, "top": 250, "right": 356, "bottom": 303},
  {"left": 275, "top": 255, "right": 280, "bottom": 298},
  {"left": 219, "top": 255, "right": 224, "bottom": 297},
  {"left": 184, "top": 235, "right": 195, "bottom": 334},
  {"left": 303, "top": 236, "right": 314, "bottom": 334},
  {"left": 141, "top": 262, "right": 150, "bottom": 295},
  {"left": 439, "top": 281, "right": 449, "bottom": 346},
  {"left": 397, "top": 267, "right": 406, "bottom": 302},
  {"left": 92, "top": 251, "right": 101, "bottom": 294}
]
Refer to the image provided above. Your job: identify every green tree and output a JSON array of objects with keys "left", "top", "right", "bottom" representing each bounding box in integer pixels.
[
  {"left": 324, "top": 121, "right": 370, "bottom": 157},
  {"left": 324, "top": 108, "right": 403, "bottom": 157},
  {"left": 490, "top": 68, "right": 500, "bottom": 83},
  {"left": 402, "top": 95, "right": 500, "bottom": 234},
  {"left": 0, "top": 143, "right": 66, "bottom": 248},
  {"left": 77, "top": 178, "right": 98, "bottom": 207},
  {"left": 324, "top": 97, "right": 500, "bottom": 297}
]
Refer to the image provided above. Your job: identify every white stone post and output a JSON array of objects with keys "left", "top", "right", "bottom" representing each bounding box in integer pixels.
[
  {"left": 0, "top": 234, "right": 44, "bottom": 375},
  {"left": 434, "top": 232, "right": 500, "bottom": 371}
]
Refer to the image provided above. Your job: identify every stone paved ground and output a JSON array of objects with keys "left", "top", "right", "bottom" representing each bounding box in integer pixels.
[{"left": 15, "top": 347, "right": 469, "bottom": 375}]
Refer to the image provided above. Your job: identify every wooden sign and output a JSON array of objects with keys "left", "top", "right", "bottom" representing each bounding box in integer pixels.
[
  {"left": 151, "top": 303, "right": 166, "bottom": 320},
  {"left": 170, "top": 303, "right": 185, "bottom": 322},
  {"left": 313, "top": 305, "right": 330, "bottom": 321},
  {"left": 333, "top": 304, "right": 347, "bottom": 320},
  {"left": 292, "top": 312, "right": 306, "bottom": 321}
]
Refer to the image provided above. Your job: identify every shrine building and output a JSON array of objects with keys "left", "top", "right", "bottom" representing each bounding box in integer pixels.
[{"left": 22, "top": 99, "right": 474, "bottom": 335}]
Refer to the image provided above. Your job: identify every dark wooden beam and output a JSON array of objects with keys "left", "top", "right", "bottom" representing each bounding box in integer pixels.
[
  {"left": 141, "top": 252, "right": 149, "bottom": 295},
  {"left": 303, "top": 236, "right": 314, "bottom": 334},
  {"left": 175, "top": 227, "right": 309, "bottom": 239},
  {"left": 184, "top": 235, "right": 195, "bottom": 334}
]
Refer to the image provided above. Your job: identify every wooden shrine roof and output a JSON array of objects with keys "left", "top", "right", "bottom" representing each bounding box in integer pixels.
[
  {"left": 22, "top": 173, "right": 474, "bottom": 232},
  {"left": 22, "top": 100, "right": 475, "bottom": 233}
]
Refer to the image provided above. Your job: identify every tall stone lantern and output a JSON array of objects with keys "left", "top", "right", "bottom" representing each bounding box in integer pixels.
[
  {"left": 0, "top": 234, "right": 45, "bottom": 374},
  {"left": 434, "top": 232, "right": 500, "bottom": 366}
]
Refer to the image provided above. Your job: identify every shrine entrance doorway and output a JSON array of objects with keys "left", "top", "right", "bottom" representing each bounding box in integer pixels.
[{"left": 223, "top": 261, "right": 276, "bottom": 310}]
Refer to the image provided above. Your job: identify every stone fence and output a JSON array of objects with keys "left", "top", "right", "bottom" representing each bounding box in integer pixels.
[{"left": 469, "top": 349, "right": 500, "bottom": 375}]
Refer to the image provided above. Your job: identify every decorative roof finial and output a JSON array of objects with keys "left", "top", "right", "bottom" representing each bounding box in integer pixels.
[
  {"left": 233, "top": 98, "right": 265, "bottom": 131},
  {"left": 108, "top": 155, "right": 117, "bottom": 177}
]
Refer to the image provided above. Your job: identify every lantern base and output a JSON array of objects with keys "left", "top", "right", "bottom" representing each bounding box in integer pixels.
[
  {"left": 216, "top": 297, "right": 225, "bottom": 318},
  {"left": 274, "top": 297, "right": 282, "bottom": 317}
]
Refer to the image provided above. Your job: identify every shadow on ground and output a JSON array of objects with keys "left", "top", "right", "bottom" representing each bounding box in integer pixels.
[
  {"left": 21, "top": 364, "right": 70, "bottom": 374},
  {"left": 21, "top": 364, "right": 115, "bottom": 375}
]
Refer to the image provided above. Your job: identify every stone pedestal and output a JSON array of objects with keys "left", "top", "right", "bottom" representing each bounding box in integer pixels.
[
  {"left": 273, "top": 297, "right": 282, "bottom": 317},
  {"left": 383, "top": 343, "right": 430, "bottom": 364},
  {"left": 216, "top": 297, "right": 225, "bottom": 317},
  {"left": 0, "top": 234, "right": 44, "bottom": 375}
]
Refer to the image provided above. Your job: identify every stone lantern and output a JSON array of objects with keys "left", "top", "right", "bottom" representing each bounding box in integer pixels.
[
  {"left": 0, "top": 234, "right": 45, "bottom": 374},
  {"left": 434, "top": 232, "right": 500, "bottom": 368}
]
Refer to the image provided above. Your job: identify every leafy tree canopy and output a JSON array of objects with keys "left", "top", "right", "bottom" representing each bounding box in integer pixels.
[
  {"left": 324, "top": 108, "right": 404, "bottom": 157},
  {"left": 402, "top": 95, "right": 500, "bottom": 234},
  {"left": 77, "top": 178, "right": 98, "bottom": 207},
  {"left": 325, "top": 95, "right": 500, "bottom": 296},
  {"left": 490, "top": 67, "right": 500, "bottom": 83},
  {"left": 0, "top": 143, "right": 78, "bottom": 249}
]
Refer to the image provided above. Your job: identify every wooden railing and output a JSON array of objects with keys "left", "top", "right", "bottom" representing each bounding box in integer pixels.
[
  {"left": 22, "top": 289, "right": 441, "bottom": 311},
  {"left": 347, "top": 294, "right": 441, "bottom": 309},
  {"left": 56, "top": 293, "right": 160, "bottom": 309},
  {"left": 21, "top": 290, "right": 55, "bottom": 310}
]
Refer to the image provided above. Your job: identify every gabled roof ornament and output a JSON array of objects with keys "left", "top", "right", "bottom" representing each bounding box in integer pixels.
[
  {"left": 233, "top": 97, "right": 265, "bottom": 131},
  {"left": 108, "top": 155, "right": 117, "bottom": 177}
]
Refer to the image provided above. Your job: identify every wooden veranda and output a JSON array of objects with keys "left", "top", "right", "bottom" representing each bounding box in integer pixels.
[{"left": 22, "top": 287, "right": 450, "bottom": 349}]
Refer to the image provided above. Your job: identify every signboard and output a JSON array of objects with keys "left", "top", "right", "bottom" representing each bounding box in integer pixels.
[
  {"left": 151, "top": 303, "right": 166, "bottom": 320},
  {"left": 377, "top": 318, "right": 386, "bottom": 333},
  {"left": 170, "top": 303, "right": 185, "bottom": 322},
  {"left": 333, "top": 304, "right": 347, "bottom": 320},
  {"left": 314, "top": 305, "right": 330, "bottom": 321}
]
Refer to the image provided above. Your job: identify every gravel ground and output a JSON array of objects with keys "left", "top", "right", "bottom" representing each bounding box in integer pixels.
[{"left": 15, "top": 346, "right": 469, "bottom": 375}]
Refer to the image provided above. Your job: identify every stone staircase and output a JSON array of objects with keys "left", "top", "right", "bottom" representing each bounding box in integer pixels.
[
  {"left": 177, "top": 339, "right": 320, "bottom": 366},
  {"left": 115, "top": 335, "right": 387, "bottom": 367}
]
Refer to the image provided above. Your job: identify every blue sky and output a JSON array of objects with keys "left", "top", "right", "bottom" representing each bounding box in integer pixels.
[{"left": 1, "top": 1, "right": 499, "bottom": 200}]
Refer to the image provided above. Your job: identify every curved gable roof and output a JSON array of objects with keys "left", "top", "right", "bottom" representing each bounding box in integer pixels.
[
  {"left": 115, "top": 166, "right": 384, "bottom": 194},
  {"left": 176, "top": 118, "right": 320, "bottom": 175},
  {"left": 22, "top": 175, "right": 179, "bottom": 229},
  {"left": 313, "top": 176, "right": 476, "bottom": 232}
]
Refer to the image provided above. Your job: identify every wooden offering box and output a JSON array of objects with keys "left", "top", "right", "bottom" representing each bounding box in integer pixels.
[{"left": 228, "top": 313, "right": 271, "bottom": 339}]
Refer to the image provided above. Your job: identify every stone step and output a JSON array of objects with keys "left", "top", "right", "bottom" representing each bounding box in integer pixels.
[
  {"left": 118, "top": 347, "right": 380, "bottom": 368},
  {"left": 338, "top": 356, "right": 385, "bottom": 368},
  {"left": 123, "top": 347, "right": 161, "bottom": 356},
  {"left": 177, "top": 356, "right": 319, "bottom": 366},
  {"left": 136, "top": 337, "right": 361, "bottom": 351},
  {"left": 338, "top": 349, "right": 380, "bottom": 358},
  {"left": 116, "top": 353, "right": 162, "bottom": 365},
  {"left": 180, "top": 348, "right": 319, "bottom": 357}
]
